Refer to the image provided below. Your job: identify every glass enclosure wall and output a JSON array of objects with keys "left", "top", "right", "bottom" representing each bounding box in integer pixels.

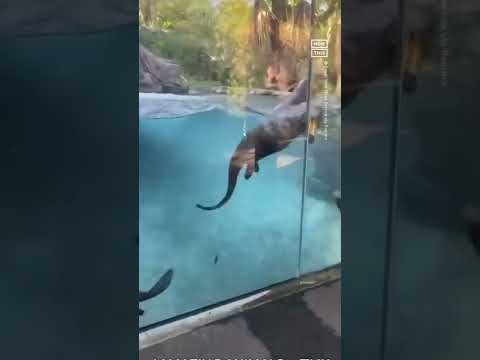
[
  {"left": 301, "top": 0, "right": 341, "bottom": 274},
  {"left": 139, "top": 0, "right": 341, "bottom": 328},
  {"left": 383, "top": 4, "right": 480, "bottom": 360}
]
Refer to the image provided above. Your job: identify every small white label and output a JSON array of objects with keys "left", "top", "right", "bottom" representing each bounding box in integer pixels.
[
  {"left": 311, "top": 49, "right": 328, "bottom": 58},
  {"left": 311, "top": 39, "right": 328, "bottom": 49},
  {"left": 311, "top": 39, "right": 328, "bottom": 58}
]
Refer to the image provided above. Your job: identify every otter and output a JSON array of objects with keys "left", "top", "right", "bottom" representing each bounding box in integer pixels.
[
  {"left": 139, "top": 269, "right": 173, "bottom": 316},
  {"left": 196, "top": 80, "right": 310, "bottom": 211}
]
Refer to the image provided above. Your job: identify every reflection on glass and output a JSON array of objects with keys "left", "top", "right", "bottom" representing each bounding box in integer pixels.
[{"left": 139, "top": 0, "right": 341, "bottom": 328}]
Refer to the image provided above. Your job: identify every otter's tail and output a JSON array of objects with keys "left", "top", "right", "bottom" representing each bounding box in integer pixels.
[
  {"left": 139, "top": 269, "right": 174, "bottom": 302},
  {"left": 196, "top": 162, "right": 242, "bottom": 211}
]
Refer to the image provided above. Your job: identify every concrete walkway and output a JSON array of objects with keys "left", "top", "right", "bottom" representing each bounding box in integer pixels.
[{"left": 140, "top": 280, "right": 341, "bottom": 360}]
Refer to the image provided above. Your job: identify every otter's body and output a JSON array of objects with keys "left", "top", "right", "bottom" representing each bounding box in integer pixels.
[{"left": 196, "top": 81, "right": 309, "bottom": 211}]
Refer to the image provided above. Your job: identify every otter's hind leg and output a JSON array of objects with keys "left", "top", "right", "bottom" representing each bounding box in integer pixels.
[
  {"left": 245, "top": 161, "right": 255, "bottom": 180},
  {"left": 245, "top": 148, "right": 259, "bottom": 179}
]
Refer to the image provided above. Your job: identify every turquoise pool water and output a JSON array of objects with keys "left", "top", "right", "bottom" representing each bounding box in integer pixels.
[{"left": 139, "top": 106, "right": 340, "bottom": 328}]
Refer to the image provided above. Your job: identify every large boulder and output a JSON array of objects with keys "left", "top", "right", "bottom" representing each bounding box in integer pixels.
[{"left": 139, "top": 44, "right": 189, "bottom": 94}]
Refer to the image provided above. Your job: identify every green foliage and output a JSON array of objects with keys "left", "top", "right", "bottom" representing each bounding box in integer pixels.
[
  {"left": 215, "top": 0, "right": 266, "bottom": 87},
  {"left": 139, "top": 0, "right": 340, "bottom": 90},
  {"left": 139, "top": 0, "right": 220, "bottom": 81},
  {"left": 139, "top": 0, "right": 262, "bottom": 86},
  {"left": 140, "top": 27, "right": 217, "bottom": 81}
]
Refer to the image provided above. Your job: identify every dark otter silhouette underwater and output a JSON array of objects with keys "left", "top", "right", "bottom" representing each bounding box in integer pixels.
[
  {"left": 196, "top": 79, "right": 310, "bottom": 211},
  {"left": 139, "top": 268, "right": 173, "bottom": 316}
]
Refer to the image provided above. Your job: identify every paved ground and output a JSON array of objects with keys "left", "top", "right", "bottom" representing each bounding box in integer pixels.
[{"left": 140, "top": 280, "right": 341, "bottom": 360}]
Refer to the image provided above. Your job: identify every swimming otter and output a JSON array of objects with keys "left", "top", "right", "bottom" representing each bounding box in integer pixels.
[
  {"left": 196, "top": 80, "right": 310, "bottom": 211},
  {"left": 139, "top": 269, "right": 173, "bottom": 316}
]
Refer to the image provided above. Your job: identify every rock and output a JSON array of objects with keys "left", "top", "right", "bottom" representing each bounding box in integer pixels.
[{"left": 139, "top": 44, "right": 189, "bottom": 94}]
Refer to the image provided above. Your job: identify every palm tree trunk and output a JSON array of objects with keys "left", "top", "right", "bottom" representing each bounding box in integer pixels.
[
  {"left": 252, "top": 0, "right": 261, "bottom": 47},
  {"left": 140, "top": 0, "right": 156, "bottom": 28},
  {"left": 270, "top": 0, "right": 287, "bottom": 51}
]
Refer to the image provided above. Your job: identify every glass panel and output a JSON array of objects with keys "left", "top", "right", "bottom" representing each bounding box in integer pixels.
[
  {"left": 300, "top": 0, "right": 341, "bottom": 274},
  {"left": 139, "top": 0, "right": 315, "bottom": 328},
  {"left": 385, "top": 5, "right": 480, "bottom": 360}
]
